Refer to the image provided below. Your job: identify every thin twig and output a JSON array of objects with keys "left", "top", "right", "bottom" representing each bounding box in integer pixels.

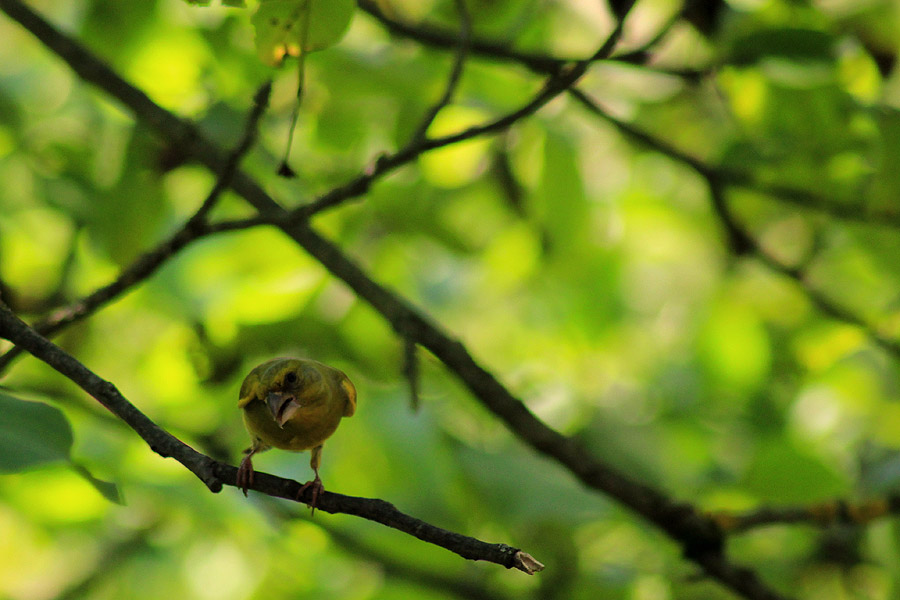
[
  {"left": 407, "top": 0, "right": 472, "bottom": 144},
  {"left": 194, "top": 80, "right": 273, "bottom": 220},
  {"left": 277, "top": 3, "right": 310, "bottom": 178},
  {"left": 0, "top": 303, "right": 543, "bottom": 574},
  {"left": 358, "top": 0, "right": 701, "bottom": 78}
]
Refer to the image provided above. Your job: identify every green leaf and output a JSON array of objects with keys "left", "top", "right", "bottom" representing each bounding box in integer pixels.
[
  {"left": 0, "top": 393, "right": 73, "bottom": 472},
  {"left": 72, "top": 462, "right": 124, "bottom": 505},
  {"left": 535, "top": 130, "right": 589, "bottom": 256},
  {"left": 728, "top": 28, "right": 835, "bottom": 66},
  {"left": 252, "top": 0, "right": 355, "bottom": 65},
  {"left": 743, "top": 438, "right": 847, "bottom": 503}
]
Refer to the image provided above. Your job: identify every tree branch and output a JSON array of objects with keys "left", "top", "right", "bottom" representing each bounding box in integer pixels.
[
  {"left": 0, "top": 2, "right": 793, "bottom": 597},
  {"left": 0, "top": 302, "right": 543, "bottom": 574},
  {"left": 357, "top": 0, "right": 570, "bottom": 74}
]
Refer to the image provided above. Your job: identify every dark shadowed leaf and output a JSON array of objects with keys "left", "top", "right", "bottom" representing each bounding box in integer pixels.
[{"left": 0, "top": 393, "right": 73, "bottom": 472}]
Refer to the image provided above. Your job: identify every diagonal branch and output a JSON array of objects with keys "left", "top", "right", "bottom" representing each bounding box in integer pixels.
[
  {"left": 0, "top": 303, "right": 543, "bottom": 574},
  {"left": 357, "top": 0, "right": 569, "bottom": 74},
  {"left": 0, "top": 2, "right": 793, "bottom": 598}
]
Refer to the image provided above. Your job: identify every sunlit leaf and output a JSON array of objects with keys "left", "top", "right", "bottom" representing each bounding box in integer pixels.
[
  {"left": 420, "top": 106, "right": 492, "bottom": 188},
  {"left": 698, "top": 298, "right": 771, "bottom": 391}
]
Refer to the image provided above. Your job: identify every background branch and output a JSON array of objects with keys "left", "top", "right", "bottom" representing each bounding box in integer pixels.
[
  {"left": 357, "top": 0, "right": 570, "bottom": 74},
  {"left": 709, "top": 498, "right": 900, "bottom": 535},
  {"left": 569, "top": 89, "right": 900, "bottom": 230}
]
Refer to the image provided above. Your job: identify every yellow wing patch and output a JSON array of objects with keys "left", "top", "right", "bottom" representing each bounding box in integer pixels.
[{"left": 340, "top": 377, "right": 357, "bottom": 417}]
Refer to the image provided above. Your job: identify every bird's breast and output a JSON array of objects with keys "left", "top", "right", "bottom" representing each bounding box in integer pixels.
[{"left": 243, "top": 399, "right": 343, "bottom": 452}]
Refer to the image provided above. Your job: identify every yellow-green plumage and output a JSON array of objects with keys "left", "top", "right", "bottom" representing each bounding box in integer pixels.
[{"left": 235, "top": 357, "right": 356, "bottom": 511}]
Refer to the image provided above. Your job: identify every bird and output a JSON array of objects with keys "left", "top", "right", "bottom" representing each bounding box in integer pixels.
[{"left": 235, "top": 357, "right": 356, "bottom": 512}]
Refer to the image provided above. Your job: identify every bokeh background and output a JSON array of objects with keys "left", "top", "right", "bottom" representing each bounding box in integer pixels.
[{"left": 3, "top": 0, "right": 900, "bottom": 598}]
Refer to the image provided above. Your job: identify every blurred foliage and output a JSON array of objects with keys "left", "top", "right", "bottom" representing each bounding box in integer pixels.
[{"left": 2, "top": 0, "right": 900, "bottom": 598}]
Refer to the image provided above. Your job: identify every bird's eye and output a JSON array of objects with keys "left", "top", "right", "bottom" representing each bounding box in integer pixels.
[{"left": 285, "top": 371, "right": 298, "bottom": 385}]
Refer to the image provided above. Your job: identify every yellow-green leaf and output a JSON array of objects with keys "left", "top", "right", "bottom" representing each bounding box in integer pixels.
[{"left": 252, "top": 0, "right": 355, "bottom": 65}]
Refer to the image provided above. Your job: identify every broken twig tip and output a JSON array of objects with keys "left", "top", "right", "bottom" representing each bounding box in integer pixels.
[{"left": 515, "top": 551, "right": 545, "bottom": 574}]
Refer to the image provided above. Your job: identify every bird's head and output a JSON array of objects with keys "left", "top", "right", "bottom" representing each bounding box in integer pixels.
[{"left": 265, "top": 361, "right": 324, "bottom": 427}]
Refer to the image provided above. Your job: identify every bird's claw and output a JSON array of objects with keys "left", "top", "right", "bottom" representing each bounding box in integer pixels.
[
  {"left": 236, "top": 455, "right": 254, "bottom": 496},
  {"left": 298, "top": 476, "right": 324, "bottom": 514}
]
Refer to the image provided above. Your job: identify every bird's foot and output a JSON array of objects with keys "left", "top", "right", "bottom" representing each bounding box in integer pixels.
[
  {"left": 236, "top": 455, "right": 254, "bottom": 496},
  {"left": 298, "top": 475, "right": 324, "bottom": 514}
]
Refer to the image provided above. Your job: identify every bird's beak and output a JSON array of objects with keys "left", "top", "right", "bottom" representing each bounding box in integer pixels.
[{"left": 266, "top": 391, "right": 300, "bottom": 428}]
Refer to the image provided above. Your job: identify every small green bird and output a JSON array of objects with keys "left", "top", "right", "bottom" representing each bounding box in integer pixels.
[{"left": 236, "top": 357, "right": 356, "bottom": 511}]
